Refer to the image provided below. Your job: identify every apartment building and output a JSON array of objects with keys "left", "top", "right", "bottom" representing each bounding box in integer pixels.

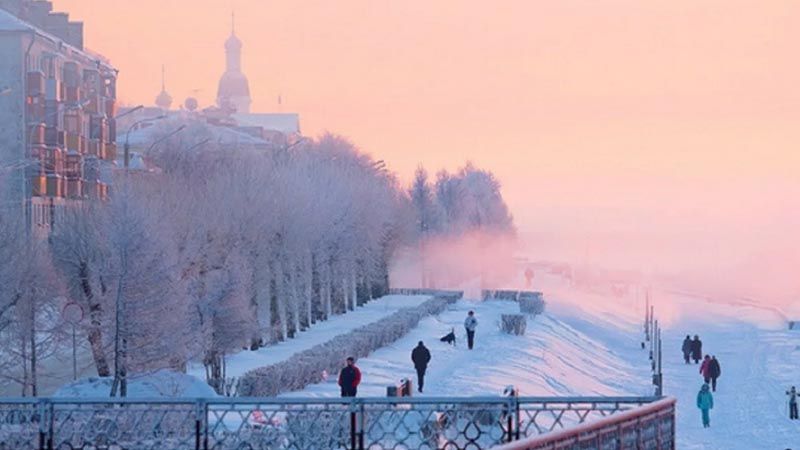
[{"left": 0, "top": 1, "right": 116, "bottom": 234}]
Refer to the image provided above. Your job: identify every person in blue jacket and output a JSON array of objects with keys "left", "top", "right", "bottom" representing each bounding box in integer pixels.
[{"left": 696, "top": 383, "right": 714, "bottom": 428}]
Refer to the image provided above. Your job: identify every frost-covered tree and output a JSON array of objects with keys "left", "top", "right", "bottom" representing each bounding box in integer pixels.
[
  {"left": 50, "top": 203, "right": 113, "bottom": 378},
  {"left": 0, "top": 216, "right": 62, "bottom": 396}
]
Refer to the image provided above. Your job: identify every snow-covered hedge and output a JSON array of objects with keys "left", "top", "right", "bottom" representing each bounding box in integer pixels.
[
  {"left": 388, "top": 289, "right": 464, "bottom": 301},
  {"left": 519, "top": 292, "right": 545, "bottom": 316},
  {"left": 237, "top": 293, "right": 461, "bottom": 397},
  {"left": 482, "top": 290, "right": 546, "bottom": 316},
  {"left": 500, "top": 314, "right": 527, "bottom": 335}
]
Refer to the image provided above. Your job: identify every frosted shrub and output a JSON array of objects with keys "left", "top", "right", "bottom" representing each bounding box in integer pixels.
[
  {"left": 500, "top": 314, "right": 526, "bottom": 335},
  {"left": 237, "top": 294, "right": 458, "bottom": 396}
]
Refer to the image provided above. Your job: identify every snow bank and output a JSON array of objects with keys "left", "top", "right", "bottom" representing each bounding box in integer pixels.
[
  {"left": 237, "top": 293, "right": 461, "bottom": 396},
  {"left": 54, "top": 369, "right": 218, "bottom": 398}
]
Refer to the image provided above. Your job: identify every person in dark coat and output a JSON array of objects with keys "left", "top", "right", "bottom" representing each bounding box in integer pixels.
[
  {"left": 338, "top": 357, "right": 361, "bottom": 397},
  {"left": 787, "top": 386, "right": 798, "bottom": 420},
  {"left": 464, "top": 311, "right": 478, "bottom": 350},
  {"left": 681, "top": 335, "right": 692, "bottom": 364},
  {"left": 691, "top": 335, "right": 703, "bottom": 364},
  {"left": 708, "top": 356, "right": 721, "bottom": 392},
  {"left": 411, "top": 341, "right": 431, "bottom": 393}
]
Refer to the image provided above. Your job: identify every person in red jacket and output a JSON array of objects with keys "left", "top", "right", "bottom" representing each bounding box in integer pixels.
[
  {"left": 338, "top": 357, "right": 361, "bottom": 397},
  {"left": 699, "top": 355, "right": 712, "bottom": 384}
]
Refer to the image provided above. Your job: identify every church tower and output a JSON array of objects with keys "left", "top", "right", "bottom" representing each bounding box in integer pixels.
[
  {"left": 216, "top": 12, "right": 251, "bottom": 113},
  {"left": 155, "top": 64, "right": 173, "bottom": 110}
]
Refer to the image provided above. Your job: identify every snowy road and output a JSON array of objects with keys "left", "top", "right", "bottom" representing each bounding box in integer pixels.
[{"left": 658, "top": 290, "right": 800, "bottom": 449}]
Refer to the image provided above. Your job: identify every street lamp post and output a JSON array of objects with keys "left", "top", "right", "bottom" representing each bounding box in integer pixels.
[
  {"left": 146, "top": 125, "right": 186, "bottom": 154},
  {"left": 123, "top": 115, "right": 166, "bottom": 170},
  {"left": 114, "top": 104, "right": 143, "bottom": 121}
]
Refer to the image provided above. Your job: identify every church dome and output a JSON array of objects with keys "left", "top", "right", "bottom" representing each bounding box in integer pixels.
[
  {"left": 217, "top": 71, "right": 250, "bottom": 100},
  {"left": 155, "top": 89, "right": 172, "bottom": 110}
]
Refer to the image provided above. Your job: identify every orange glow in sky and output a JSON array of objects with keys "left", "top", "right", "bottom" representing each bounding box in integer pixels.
[{"left": 53, "top": 0, "right": 800, "bottom": 300}]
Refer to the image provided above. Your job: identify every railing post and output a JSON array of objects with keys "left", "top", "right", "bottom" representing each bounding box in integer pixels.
[
  {"left": 515, "top": 395, "right": 521, "bottom": 440},
  {"left": 350, "top": 400, "right": 357, "bottom": 450},
  {"left": 37, "top": 398, "right": 46, "bottom": 450},
  {"left": 359, "top": 401, "right": 365, "bottom": 450},
  {"left": 46, "top": 399, "right": 54, "bottom": 450},
  {"left": 194, "top": 399, "right": 203, "bottom": 450}
]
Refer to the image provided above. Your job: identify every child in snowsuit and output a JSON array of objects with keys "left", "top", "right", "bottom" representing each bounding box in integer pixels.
[{"left": 697, "top": 383, "right": 714, "bottom": 428}]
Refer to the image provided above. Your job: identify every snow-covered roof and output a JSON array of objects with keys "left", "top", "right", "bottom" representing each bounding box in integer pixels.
[
  {"left": 233, "top": 113, "right": 300, "bottom": 134},
  {"left": 0, "top": 8, "right": 114, "bottom": 71},
  {"left": 120, "top": 118, "right": 268, "bottom": 148},
  {"left": 0, "top": 8, "right": 31, "bottom": 31}
]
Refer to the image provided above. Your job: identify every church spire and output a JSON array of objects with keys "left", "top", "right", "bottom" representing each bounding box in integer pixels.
[
  {"left": 155, "top": 64, "right": 173, "bottom": 110},
  {"left": 217, "top": 13, "right": 251, "bottom": 113}
]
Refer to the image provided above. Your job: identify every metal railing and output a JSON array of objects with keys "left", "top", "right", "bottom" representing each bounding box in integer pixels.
[
  {"left": 643, "top": 289, "right": 664, "bottom": 396},
  {"left": 0, "top": 396, "right": 663, "bottom": 450},
  {"left": 492, "top": 397, "right": 676, "bottom": 450}
]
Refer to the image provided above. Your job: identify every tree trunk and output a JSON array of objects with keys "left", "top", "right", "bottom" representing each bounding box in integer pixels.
[
  {"left": 289, "top": 262, "right": 301, "bottom": 335},
  {"left": 20, "top": 335, "right": 28, "bottom": 397},
  {"left": 276, "top": 259, "right": 288, "bottom": 341},
  {"left": 350, "top": 271, "right": 358, "bottom": 310},
  {"left": 323, "top": 263, "right": 332, "bottom": 319},
  {"left": 87, "top": 323, "right": 110, "bottom": 377},
  {"left": 304, "top": 252, "right": 313, "bottom": 327},
  {"left": 254, "top": 262, "right": 272, "bottom": 345},
  {"left": 80, "top": 262, "right": 110, "bottom": 377},
  {"left": 29, "top": 322, "right": 37, "bottom": 397},
  {"left": 342, "top": 278, "right": 350, "bottom": 311}
]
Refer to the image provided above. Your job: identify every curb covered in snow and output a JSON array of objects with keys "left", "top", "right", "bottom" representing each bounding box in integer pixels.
[{"left": 237, "top": 290, "right": 462, "bottom": 397}]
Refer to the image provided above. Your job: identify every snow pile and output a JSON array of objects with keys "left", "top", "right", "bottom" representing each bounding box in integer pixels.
[
  {"left": 54, "top": 369, "right": 218, "bottom": 398},
  {"left": 237, "top": 294, "right": 459, "bottom": 396}
]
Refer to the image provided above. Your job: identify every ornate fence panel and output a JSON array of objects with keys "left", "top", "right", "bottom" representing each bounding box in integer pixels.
[{"left": 0, "top": 396, "right": 672, "bottom": 450}]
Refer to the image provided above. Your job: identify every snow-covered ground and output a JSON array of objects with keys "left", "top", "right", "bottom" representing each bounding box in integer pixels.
[
  {"left": 54, "top": 369, "right": 218, "bottom": 398},
  {"left": 188, "top": 294, "right": 432, "bottom": 382},
  {"left": 281, "top": 278, "right": 653, "bottom": 398},
  {"left": 277, "top": 272, "right": 800, "bottom": 449},
  {"left": 655, "top": 289, "right": 799, "bottom": 449}
]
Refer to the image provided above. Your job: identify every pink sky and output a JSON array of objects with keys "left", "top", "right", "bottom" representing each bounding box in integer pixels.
[{"left": 54, "top": 0, "right": 800, "bottom": 300}]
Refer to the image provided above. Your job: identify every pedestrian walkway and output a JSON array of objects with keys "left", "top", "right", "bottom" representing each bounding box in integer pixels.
[
  {"left": 283, "top": 296, "right": 651, "bottom": 398},
  {"left": 659, "top": 290, "right": 799, "bottom": 449}
]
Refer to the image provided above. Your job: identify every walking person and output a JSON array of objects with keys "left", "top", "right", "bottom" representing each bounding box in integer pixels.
[
  {"left": 787, "top": 386, "right": 798, "bottom": 420},
  {"left": 681, "top": 335, "right": 692, "bottom": 364},
  {"left": 696, "top": 383, "right": 714, "bottom": 428},
  {"left": 708, "top": 356, "right": 721, "bottom": 392},
  {"left": 464, "top": 311, "right": 478, "bottom": 350},
  {"left": 338, "top": 357, "right": 361, "bottom": 397},
  {"left": 411, "top": 341, "right": 431, "bottom": 393},
  {"left": 699, "top": 355, "right": 711, "bottom": 384},
  {"left": 691, "top": 335, "right": 703, "bottom": 364}
]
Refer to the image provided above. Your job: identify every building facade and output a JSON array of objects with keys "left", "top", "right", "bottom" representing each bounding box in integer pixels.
[{"left": 0, "top": 1, "right": 117, "bottom": 235}]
